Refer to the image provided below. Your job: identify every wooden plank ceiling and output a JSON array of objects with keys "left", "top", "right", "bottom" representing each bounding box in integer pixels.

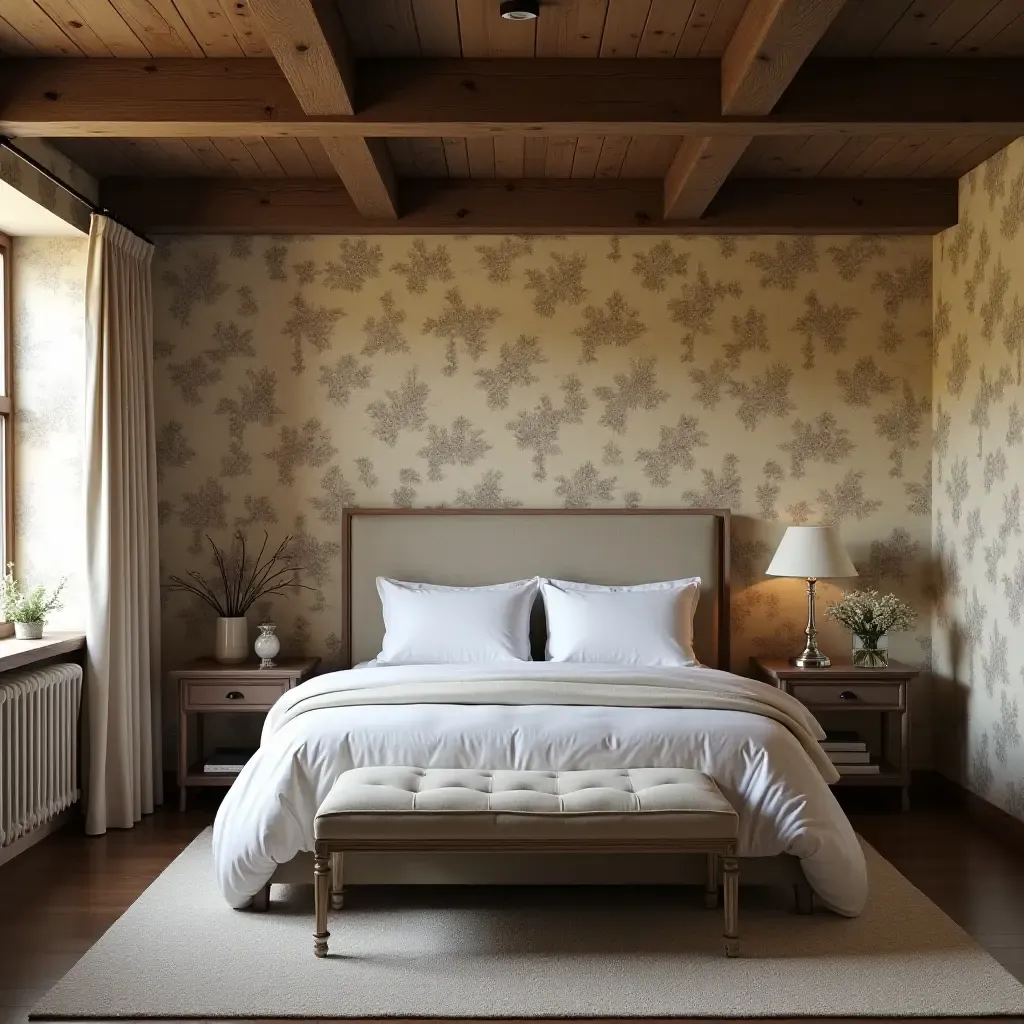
[
  {"left": 2, "top": 0, "right": 1021, "bottom": 232},
  {"left": 4, "top": 0, "right": 1024, "bottom": 58},
  {"left": 51, "top": 131, "right": 1017, "bottom": 185},
  {"left": 51, "top": 135, "right": 684, "bottom": 180},
  {"left": 735, "top": 134, "right": 1015, "bottom": 181}
]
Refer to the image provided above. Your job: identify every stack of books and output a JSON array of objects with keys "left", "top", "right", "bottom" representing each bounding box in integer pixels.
[
  {"left": 821, "top": 731, "right": 879, "bottom": 775},
  {"left": 202, "top": 748, "right": 255, "bottom": 774}
]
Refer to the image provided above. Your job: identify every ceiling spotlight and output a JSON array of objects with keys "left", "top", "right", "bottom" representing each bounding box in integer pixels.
[{"left": 500, "top": 0, "right": 539, "bottom": 20}]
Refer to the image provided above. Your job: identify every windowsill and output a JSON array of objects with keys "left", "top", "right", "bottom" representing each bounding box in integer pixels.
[{"left": 0, "top": 630, "right": 85, "bottom": 673}]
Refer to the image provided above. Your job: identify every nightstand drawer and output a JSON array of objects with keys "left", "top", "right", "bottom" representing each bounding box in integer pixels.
[
  {"left": 183, "top": 679, "right": 288, "bottom": 709},
  {"left": 789, "top": 682, "right": 904, "bottom": 709}
]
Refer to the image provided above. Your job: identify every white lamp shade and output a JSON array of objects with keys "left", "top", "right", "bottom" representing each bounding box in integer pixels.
[{"left": 765, "top": 525, "right": 858, "bottom": 579}]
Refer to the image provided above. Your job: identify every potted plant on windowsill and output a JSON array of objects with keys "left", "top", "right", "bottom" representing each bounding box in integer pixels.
[
  {"left": 165, "top": 532, "right": 313, "bottom": 663},
  {"left": 0, "top": 565, "right": 68, "bottom": 640}
]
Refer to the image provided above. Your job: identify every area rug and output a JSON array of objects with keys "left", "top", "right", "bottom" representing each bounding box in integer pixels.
[{"left": 31, "top": 829, "right": 1024, "bottom": 1019}]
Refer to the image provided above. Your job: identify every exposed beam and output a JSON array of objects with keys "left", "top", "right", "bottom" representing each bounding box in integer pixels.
[
  {"left": 3, "top": 58, "right": 1024, "bottom": 138},
  {"left": 101, "top": 177, "right": 957, "bottom": 235},
  {"left": 246, "top": 0, "right": 354, "bottom": 115},
  {"left": 664, "top": 137, "right": 753, "bottom": 223},
  {"left": 665, "top": 0, "right": 847, "bottom": 220},
  {"left": 721, "top": 0, "right": 848, "bottom": 113},
  {"left": 246, "top": 0, "right": 397, "bottom": 218},
  {"left": 318, "top": 137, "right": 397, "bottom": 219}
]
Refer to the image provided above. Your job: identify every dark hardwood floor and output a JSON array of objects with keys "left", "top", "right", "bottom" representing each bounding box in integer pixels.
[{"left": 1, "top": 790, "right": 1023, "bottom": 1024}]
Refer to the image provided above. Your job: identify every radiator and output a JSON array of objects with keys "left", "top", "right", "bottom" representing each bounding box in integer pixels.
[{"left": 0, "top": 662, "right": 83, "bottom": 850}]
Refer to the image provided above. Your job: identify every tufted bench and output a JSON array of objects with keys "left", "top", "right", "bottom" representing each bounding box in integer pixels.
[{"left": 312, "top": 766, "right": 740, "bottom": 958}]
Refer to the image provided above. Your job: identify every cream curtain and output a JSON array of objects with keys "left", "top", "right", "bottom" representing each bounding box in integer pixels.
[{"left": 84, "top": 215, "right": 162, "bottom": 834}]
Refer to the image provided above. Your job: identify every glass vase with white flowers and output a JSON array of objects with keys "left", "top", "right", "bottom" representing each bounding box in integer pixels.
[{"left": 825, "top": 589, "right": 916, "bottom": 668}]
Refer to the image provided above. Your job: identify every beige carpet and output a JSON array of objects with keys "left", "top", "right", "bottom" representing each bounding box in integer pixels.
[{"left": 31, "top": 829, "right": 1024, "bottom": 1019}]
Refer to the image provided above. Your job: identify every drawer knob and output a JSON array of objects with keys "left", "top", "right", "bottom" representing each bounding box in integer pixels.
[
  {"left": 225, "top": 690, "right": 244, "bottom": 700},
  {"left": 838, "top": 690, "right": 859, "bottom": 701}
]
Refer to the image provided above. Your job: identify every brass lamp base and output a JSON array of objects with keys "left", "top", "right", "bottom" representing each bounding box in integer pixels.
[
  {"left": 790, "top": 576, "right": 830, "bottom": 668},
  {"left": 791, "top": 650, "right": 831, "bottom": 668}
]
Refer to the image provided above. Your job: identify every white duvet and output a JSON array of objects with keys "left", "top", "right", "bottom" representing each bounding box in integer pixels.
[{"left": 212, "top": 662, "right": 867, "bottom": 915}]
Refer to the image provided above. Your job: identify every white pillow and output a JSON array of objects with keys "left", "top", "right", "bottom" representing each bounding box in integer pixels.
[
  {"left": 375, "top": 577, "right": 539, "bottom": 665},
  {"left": 540, "top": 577, "right": 701, "bottom": 667}
]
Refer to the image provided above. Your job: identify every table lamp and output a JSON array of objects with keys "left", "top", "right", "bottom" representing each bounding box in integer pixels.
[{"left": 765, "top": 525, "right": 857, "bottom": 667}]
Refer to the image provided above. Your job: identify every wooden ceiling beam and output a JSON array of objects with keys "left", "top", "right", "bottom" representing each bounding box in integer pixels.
[
  {"left": 317, "top": 136, "right": 396, "bottom": 218},
  {"left": 721, "top": 0, "right": 849, "bottom": 113},
  {"left": 665, "top": 0, "right": 847, "bottom": 220},
  {"left": 245, "top": 0, "right": 397, "bottom": 218},
  {"left": 101, "top": 176, "right": 957, "bottom": 235},
  {"left": 4, "top": 58, "right": 1024, "bottom": 137},
  {"left": 664, "top": 136, "right": 754, "bottom": 223},
  {"left": 246, "top": 0, "right": 354, "bottom": 114}
]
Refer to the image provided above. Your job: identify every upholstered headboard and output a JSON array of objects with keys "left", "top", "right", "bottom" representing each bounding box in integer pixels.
[{"left": 341, "top": 508, "right": 731, "bottom": 670}]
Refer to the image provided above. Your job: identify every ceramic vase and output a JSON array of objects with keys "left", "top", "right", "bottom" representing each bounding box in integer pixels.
[
  {"left": 254, "top": 622, "right": 281, "bottom": 669},
  {"left": 14, "top": 621, "right": 43, "bottom": 640},
  {"left": 215, "top": 616, "right": 248, "bottom": 663}
]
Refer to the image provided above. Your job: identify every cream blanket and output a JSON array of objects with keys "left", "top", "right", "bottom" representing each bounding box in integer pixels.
[
  {"left": 216, "top": 662, "right": 866, "bottom": 912},
  {"left": 264, "top": 662, "right": 839, "bottom": 783}
]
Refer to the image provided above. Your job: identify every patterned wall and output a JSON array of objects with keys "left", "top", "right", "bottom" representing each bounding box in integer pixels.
[
  {"left": 933, "top": 137, "right": 1024, "bottom": 819},
  {"left": 152, "top": 233, "right": 935, "bottom": 756},
  {"left": 11, "top": 236, "right": 89, "bottom": 627}
]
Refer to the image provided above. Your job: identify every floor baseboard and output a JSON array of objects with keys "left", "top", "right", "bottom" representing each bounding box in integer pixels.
[{"left": 917, "top": 769, "right": 1024, "bottom": 852}]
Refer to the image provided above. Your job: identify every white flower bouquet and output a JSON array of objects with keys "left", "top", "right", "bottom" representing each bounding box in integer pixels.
[{"left": 826, "top": 589, "right": 915, "bottom": 667}]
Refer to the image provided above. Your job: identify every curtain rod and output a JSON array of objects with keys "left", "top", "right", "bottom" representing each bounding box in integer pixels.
[{"left": 0, "top": 136, "right": 154, "bottom": 245}]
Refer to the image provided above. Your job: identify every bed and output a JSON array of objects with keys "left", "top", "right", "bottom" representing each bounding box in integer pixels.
[{"left": 211, "top": 508, "right": 867, "bottom": 916}]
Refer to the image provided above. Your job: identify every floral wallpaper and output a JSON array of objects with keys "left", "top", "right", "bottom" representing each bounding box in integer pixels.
[
  {"left": 11, "top": 236, "right": 89, "bottom": 627},
  {"left": 153, "top": 233, "right": 934, "bottom": 759},
  {"left": 933, "top": 137, "right": 1024, "bottom": 819}
]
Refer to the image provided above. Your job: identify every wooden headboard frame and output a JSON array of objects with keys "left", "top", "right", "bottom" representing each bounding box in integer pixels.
[{"left": 340, "top": 507, "right": 731, "bottom": 670}]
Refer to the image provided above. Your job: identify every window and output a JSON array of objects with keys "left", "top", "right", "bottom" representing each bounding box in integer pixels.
[{"left": 0, "top": 233, "right": 11, "bottom": 573}]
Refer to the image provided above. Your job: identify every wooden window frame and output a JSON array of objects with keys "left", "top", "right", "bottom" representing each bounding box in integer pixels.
[{"left": 0, "top": 232, "right": 13, "bottom": 574}]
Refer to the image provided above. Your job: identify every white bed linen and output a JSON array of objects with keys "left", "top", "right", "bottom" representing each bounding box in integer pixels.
[
  {"left": 541, "top": 577, "right": 700, "bottom": 666},
  {"left": 212, "top": 662, "right": 867, "bottom": 916},
  {"left": 375, "top": 577, "right": 539, "bottom": 664}
]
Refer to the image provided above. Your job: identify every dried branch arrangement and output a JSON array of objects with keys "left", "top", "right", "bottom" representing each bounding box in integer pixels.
[{"left": 166, "top": 531, "right": 313, "bottom": 617}]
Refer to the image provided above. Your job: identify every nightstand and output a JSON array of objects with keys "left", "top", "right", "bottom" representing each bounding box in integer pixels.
[
  {"left": 750, "top": 657, "right": 918, "bottom": 811},
  {"left": 174, "top": 657, "right": 319, "bottom": 810}
]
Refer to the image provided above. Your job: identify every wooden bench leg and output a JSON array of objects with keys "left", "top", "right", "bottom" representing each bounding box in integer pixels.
[
  {"left": 704, "top": 852, "right": 719, "bottom": 908},
  {"left": 314, "top": 849, "right": 331, "bottom": 958},
  {"left": 330, "top": 851, "right": 345, "bottom": 910},
  {"left": 723, "top": 854, "right": 739, "bottom": 957},
  {"left": 250, "top": 883, "right": 270, "bottom": 913}
]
